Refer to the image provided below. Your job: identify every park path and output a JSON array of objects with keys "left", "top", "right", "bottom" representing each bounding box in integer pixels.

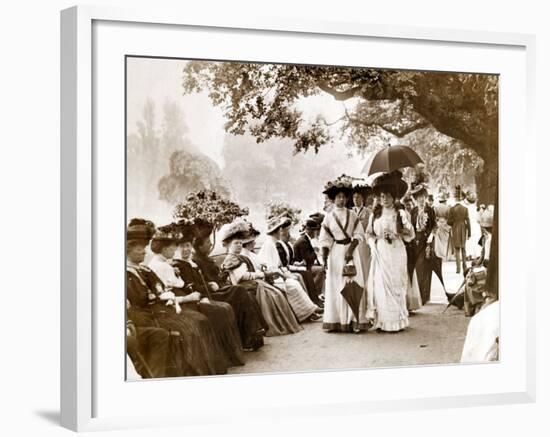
[{"left": 229, "top": 262, "right": 469, "bottom": 375}]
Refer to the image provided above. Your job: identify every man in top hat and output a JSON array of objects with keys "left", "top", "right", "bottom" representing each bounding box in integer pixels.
[
  {"left": 448, "top": 185, "right": 471, "bottom": 275},
  {"left": 294, "top": 218, "right": 326, "bottom": 305}
]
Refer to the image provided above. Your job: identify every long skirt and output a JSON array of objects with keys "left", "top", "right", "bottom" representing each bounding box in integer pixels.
[
  {"left": 128, "top": 305, "right": 227, "bottom": 376},
  {"left": 127, "top": 326, "right": 170, "bottom": 378},
  {"left": 413, "top": 236, "right": 433, "bottom": 305},
  {"left": 185, "top": 301, "right": 244, "bottom": 369},
  {"left": 368, "top": 239, "right": 410, "bottom": 332},
  {"left": 239, "top": 280, "right": 302, "bottom": 337},
  {"left": 323, "top": 241, "right": 369, "bottom": 332},
  {"left": 212, "top": 285, "right": 268, "bottom": 350},
  {"left": 275, "top": 277, "right": 318, "bottom": 322}
]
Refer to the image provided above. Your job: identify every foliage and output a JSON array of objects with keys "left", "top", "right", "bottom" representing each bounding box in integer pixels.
[
  {"left": 265, "top": 200, "right": 302, "bottom": 226},
  {"left": 158, "top": 149, "right": 231, "bottom": 204},
  {"left": 173, "top": 189, "right": 249, "bottom": 231}
]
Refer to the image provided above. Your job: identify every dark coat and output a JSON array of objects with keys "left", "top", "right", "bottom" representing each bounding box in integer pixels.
[
  {"left": 448, "top": 203, "right": 471, "bottom": 248},
  {"left": 293, "top": 234, "right": 319, "bottom": 268}
]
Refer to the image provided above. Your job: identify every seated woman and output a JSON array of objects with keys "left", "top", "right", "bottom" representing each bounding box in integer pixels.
[
  {"left": 147, "top": 224, "right": 244, "bottom": 369},
  {"left": 126, "top": 219, "right": 227, "bottom": 376},
  {"left": 220, "top": 220, "right": 302, "bottom": 337},
  {"left": 258, "top": 216, "right": 322, "bottom": 323},
  {"left": 277, "top": 219, "right": 324, "bottom": 308},
  {"left": 172, "top": 222, "right": 267, "bottom": 352}
]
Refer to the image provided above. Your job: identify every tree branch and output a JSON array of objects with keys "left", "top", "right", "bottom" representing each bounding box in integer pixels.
[{"left": 318, "top": 82, "right": 363, "bottom": 100}]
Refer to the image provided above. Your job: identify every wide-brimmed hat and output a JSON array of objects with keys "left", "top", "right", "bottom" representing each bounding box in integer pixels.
[
  {"left": 351, "top": 179, "right": 372, "bottom": 198},
  {"left": 219, "top": 220, "right": 250, "bottom": 243},
  {"left": 266, "top": 215, "right": 287, "bottom": 235},
  {"left": 479, "top": 208, "right": 494, "bottom": 229},
  {"left": 410, "top": 182, "right": 429, "bottom": 199},
  {"left": 322, "top": 174, "right": 353, "bottom": 199},
  {"left": 174, "top": 220, "right": 195, "bottom": 244},
  {"left": 127, "top": 218, "right": 155, "bottom": 242},
  {"left": 151, "top": 223, "right": 180, "bottom": 242},
  {"left": 372, "top": 171, "right": 408, "bottom": 199}
]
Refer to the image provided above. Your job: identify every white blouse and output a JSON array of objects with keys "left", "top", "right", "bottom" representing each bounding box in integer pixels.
[
  {"left": 147, "top": 253, "right": 185, "bottom": 289},
  {"left": 318, "top": 207, "right": 365, "bottom": 250}
]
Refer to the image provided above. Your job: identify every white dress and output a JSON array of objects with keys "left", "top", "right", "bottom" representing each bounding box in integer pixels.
[
  {"left": 461, "top": 300, "right": 499, "bottom": 362},
  {"left": 258, "top": 236, "right": 318, "bottom": 322},
  {"left": 319, "top": 207, "right": 370, "bottom": 331},
  {"left": 367, "top": 208, "right": 415, "bottom": 332},
  {"left": 465, "top": 201, "right": 482, "bottom": 259}
]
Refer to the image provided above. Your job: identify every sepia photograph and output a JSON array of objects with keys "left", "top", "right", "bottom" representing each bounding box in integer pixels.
[{"left": 125, "top": 56, "right": 499, "bottom": 380}]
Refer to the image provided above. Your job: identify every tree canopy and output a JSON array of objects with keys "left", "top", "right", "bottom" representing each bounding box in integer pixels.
[{"left": 182, "top": 61, "right": 498, "bottom": 203}]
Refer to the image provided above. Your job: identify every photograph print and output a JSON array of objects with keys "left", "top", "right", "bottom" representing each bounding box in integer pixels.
[{"left": 125, "top": 56, "right": 499, "bottom": 380}]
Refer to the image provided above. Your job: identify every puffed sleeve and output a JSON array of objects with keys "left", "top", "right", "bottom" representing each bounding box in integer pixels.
[
  {"left": 227, "top": 262, "right": 264, "bottom": 284},
  {"left": 318, "top": 215, "right": 334, "bottom": 250},
  {"left": 399, "top": 209, "right": 416, "bottom": 243}
]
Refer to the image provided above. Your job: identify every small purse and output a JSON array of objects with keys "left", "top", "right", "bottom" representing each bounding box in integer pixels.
[{"left": 342, "top": 260, "right": 357, "bottom": 277}]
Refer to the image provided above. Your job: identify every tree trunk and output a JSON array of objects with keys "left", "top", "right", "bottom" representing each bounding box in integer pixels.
[{"left": 475, "top": 157, "right": 498, "bottom": 205}]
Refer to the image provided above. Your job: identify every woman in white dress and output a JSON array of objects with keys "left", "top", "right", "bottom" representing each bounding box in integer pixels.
[
  {"left": 319, "top": 176, "right": 370, "bottom": 333},
  {"left": 465, "top": 191, "right": 482, "bottom": 259},
  {"left": 258, "top": 216, "right": 322, "bottom": 322},
  {"left": 366, "top": 171, "right": 415, "bottom": 332}
]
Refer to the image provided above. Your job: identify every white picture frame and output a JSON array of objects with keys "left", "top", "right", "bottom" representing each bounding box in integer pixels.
[{"left": 60, "top": 5, "right": 536, "bottom": 432}]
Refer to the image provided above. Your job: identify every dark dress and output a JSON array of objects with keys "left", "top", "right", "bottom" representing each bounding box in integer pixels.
[
  {"left": 174, "top": 256, "right": 267, "bottom": 351},
  {"left": 126, "top": 264, "right": 227, "bottom": 376},
  {"left": 169, "top": 261, "right": 244, "bottom": 368},
  {"left": 126, "top": 323, "right": 170, "bottom": 378},
  {"left": 277, "top": 240, "right": 322, "bottom": 306},
  {"left": 293, "top": 234, "right": 326, "bottom": 297},
  {"left": 410, "top": 205, "right": 437, "bottom": 305},
  {"left": 222, "top": 253, "right": 302, "bottom": 337}
]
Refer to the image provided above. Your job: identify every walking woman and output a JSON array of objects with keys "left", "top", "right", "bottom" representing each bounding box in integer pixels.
[
  {"left": 126, "top": 219, "right": 227, "bottom": 376},
  {"left": 366, "top": 172, "right": 415, "bottom": 332},
  {"left": 221, "top": 220, "right": 302, "bottom": 337},
  {"left": 409, "top": 182, "right": 437, "bottom": 305},
  {"left": 319, "top": 175, "right": 370, "bottom": 333}
]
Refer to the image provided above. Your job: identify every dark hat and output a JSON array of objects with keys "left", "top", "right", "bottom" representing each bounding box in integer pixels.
[
  {"left": 454, "top": 185, "right": 465, "bottom": 201},
  {"left": 151, "top": 223, "right": 180, "bottom": 242},
  {"left": 305, "top": 219, "right": 321, "bottom": 231},
  {"left": 372, "top": 171, "right": 408, "bottom": 199},
  {"left": 127, "top": 218, "right": 155, "bottom": 242},
  {"left": 351, "top": 179, "right": 372, "bottom": 198},
  {"left": 309, "top": 212, "right": 325, "bottom": 224},
  {"left": 242, "top": 221, "right": 261, "bottom": 244},
  {"left": 174, "top": 220, "right": 195, "bottom": 244},
  {"left": 322, "top": 174, "right": 353, "bottom": 199},
  {"left": 410, "top": 182, "right": 429, "bottom": 199}
]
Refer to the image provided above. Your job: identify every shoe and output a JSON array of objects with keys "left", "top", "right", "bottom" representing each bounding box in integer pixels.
[{"left": 308, "top": 313, "right": 323, "bottom": 322}]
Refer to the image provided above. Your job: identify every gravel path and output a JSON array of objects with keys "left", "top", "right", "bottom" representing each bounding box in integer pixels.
[{"left": 229, "top": 262, "right": 469, "bottom": 375}]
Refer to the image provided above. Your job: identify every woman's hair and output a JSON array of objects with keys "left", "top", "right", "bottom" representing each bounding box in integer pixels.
[
  {"left": 326, "top": 188, "right": 349, "bottom": 201},
  {"left": 372, "top": 199, "right": 404, "bottom": 234},
  {"left": 150, "top": 239, "right": 174, "bottom": 254},
  {"left": 127, "top": 240, "right": 146, "bottom": 251}
]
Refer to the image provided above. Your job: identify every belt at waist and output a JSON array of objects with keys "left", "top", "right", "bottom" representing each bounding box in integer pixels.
[{"left": 334, "top": 238, "right": 351, "bottom": 245}]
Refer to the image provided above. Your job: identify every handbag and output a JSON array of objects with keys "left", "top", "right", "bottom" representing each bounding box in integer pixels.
[{"left": 342, "top": 260, "right": 357, "bottom": 277}]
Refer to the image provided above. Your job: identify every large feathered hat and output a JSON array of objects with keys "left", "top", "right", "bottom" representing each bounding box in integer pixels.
[
  {"left": 219, "top": 219, "right": 251, "bottom": 243},
  {"left": 322, "top": 174, "right": 354, "bottom": 199},
  {"left": 372, "top": 171, "right": 408, "bottom": 199},
  {"left": 151, "top": 223, "right": 180, "bottom": 242}
]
